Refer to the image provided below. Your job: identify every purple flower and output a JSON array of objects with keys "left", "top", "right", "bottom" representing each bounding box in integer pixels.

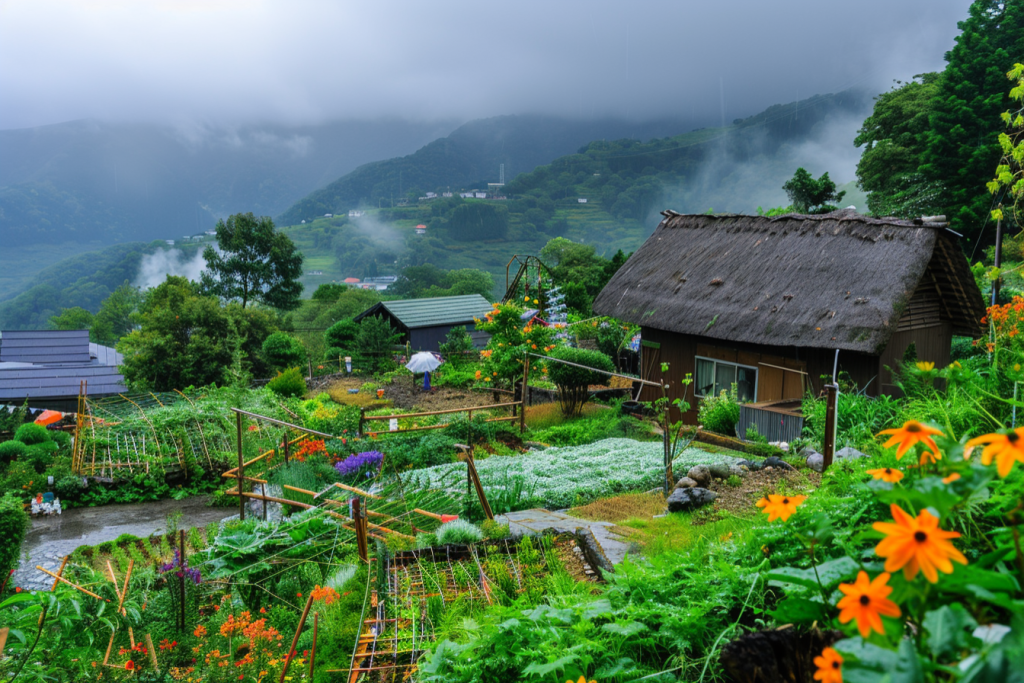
[
  {"left": 334, "top": 450, "right": 384, "bottom": 479},
  {"left": 160, "top": 548, "right": 202, "bottom": 585}
]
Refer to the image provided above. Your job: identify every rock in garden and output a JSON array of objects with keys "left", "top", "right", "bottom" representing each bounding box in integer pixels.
[
  {"left": 524, "top": 441, "right": 548, "bottom": 451},
  {"left": 836, "top": 446, "right": 867, "bottom": 461},
  {"left": 736, "top": 458, "right": 763, "bottom": 471},
  {"left": 763, "top": 456, "right": 795, "bottom": 471},
  {"left": 728, "top": 465, "right": 745, "bottom": 478},
  {"left": 805, "top": 450, "right": 824, "bottom": 473},
  {"left": 674, "top": 477, "right": 698, "bottom": 489},
  {"left": 667, "top": 487, "right": 718, "bottom": 513},
  {"left": 707, "top": 462, "right": 731, "bottom": 480},
  {"left": 687, "top": 465, "right": 712, "bottom": 486}
]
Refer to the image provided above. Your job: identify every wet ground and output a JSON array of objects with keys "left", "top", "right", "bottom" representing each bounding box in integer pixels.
[{"left": 12, "top": 496, "right": 235, "bottom": 591}]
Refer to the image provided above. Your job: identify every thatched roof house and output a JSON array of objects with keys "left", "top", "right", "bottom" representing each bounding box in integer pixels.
[{"left": 593, "top": 210, "right": 985, "bottom": 421}]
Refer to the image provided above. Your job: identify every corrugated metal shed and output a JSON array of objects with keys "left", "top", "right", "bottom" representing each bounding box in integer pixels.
[
  {"left": 0, "top": 330, "right": 126, "bottom": 404},
  {"left": 0, "top": 330, "right": 92, "bottom": 364},
  {"left": 355, "top": 295, "right": 493, "bottom": 329}
]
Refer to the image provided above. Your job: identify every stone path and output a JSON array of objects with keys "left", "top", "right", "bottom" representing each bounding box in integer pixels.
[
  {"left": 496, "top": 508, "right": 632, "bottom": 566},
  {"left": 12, "top": 496, "right": 235, "bottom": 592}
]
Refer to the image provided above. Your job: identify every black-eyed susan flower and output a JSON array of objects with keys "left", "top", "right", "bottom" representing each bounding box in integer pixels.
[{"left": 872, "top": 503, "right": 967, "bottom": 583}]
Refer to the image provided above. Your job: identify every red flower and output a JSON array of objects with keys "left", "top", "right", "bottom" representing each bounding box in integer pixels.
[{"left": 125, "top": 661, "right": 135, "bottom": 671}]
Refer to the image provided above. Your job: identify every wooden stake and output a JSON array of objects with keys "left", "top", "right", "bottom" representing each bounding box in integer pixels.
[
  {"left": 144, "top": 633, "right": 158, "bottom": 671},
  {"left": 279, "top": 591, "right": 317, "bottom": 683},
  {"left": 237, "top": 412, "right": 245, "bottom": 521},
  {"left": 283, "top": 433, "right": 290, "bottom": 465},
  {"left": 309, "top": 612, "right": 318, "bottom": 679},
  {"left": 0, "top": 627, "right": 8, "bottom": 657},
  {"left": 520, "top": 356, "right": 530, "bottom": 434},
  {"left": 465, "top": 452, "right": 493, "bottom": 520},
  {"left": 106, "top": 560, "right": 119, "bottom": 597},
  {"left": 36, "top": 567, "right": 106, "bottom": 601},
  {"left": 52, "top": 556, "right": 69, "bottom": 592},
  {"left": 332, "top": 482, "right": 382, "bottom": 499},
  {"left": 353, "top": 498, "right": 369, "bottom": 562},
  {"left": 102, "top": 632, "right": 115, "bottom": 665},
  {"left": 117, "top": 559, "right": 134, "bottom": 615}
]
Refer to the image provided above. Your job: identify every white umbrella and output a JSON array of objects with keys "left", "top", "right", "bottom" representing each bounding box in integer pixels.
[{"left": 406, "top": 351, "right": 443, "bottom": 373}]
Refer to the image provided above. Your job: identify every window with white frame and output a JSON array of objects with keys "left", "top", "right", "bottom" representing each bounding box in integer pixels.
[{"left": 694, "top": 357, "right": 758, "bottom": 403}]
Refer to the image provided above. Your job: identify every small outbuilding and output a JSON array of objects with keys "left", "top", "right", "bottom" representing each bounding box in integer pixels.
[
  {"left": 354, "top": 294, "right": 493, "bottom": 352},
  {"left": 592, "top": 210, "right": 985, "bottom": 423},
  {"left": 0, "top": 330, "right": 126, "bottom": 412}
]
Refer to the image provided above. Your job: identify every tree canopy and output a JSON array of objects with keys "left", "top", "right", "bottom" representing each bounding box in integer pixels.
[
  {"left": 118, "top": 276, "right": 277, "bottom": 390},
  {"left": 922, "top": 0, "right": 1024, "bottom": 238},
  {"left": 782, "top": 168, "right": 846, "bottom": 214},
  {"left": 855, "top": 74, "right": 943, "bottom": 218},
  {"left": 201, "top": 213, "right": 304, "bottom": 310}
]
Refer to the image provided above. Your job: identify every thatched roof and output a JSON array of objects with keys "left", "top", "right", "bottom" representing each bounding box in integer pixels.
[{"left": 592, "top": 210, "right": 985, "bottom": 354}]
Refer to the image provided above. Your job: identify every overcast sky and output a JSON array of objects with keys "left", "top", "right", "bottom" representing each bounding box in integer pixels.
[{"left": 0, "top": 0, "right": 972, "bottom": 131}]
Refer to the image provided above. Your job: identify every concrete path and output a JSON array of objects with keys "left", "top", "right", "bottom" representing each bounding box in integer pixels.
[
  {"left": 12, "top": 496, "right": 234, "bottom": 592},
  {"left": 496, "top": 508, "right": 632, "bottom": 566}
]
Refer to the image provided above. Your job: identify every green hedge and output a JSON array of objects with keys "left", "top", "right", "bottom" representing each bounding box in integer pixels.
[{"left": 0, "top": 493, "right": 30, "bottom": 591}]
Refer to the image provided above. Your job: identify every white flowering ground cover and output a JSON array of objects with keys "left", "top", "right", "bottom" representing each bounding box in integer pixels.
[{"left": 401, "top": 437, "right": 745, "bottom": 510}]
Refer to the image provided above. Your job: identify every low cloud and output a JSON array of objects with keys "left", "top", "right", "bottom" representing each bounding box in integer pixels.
[{"left": 135, "top": 248, "right": 208, "bottom": 290}]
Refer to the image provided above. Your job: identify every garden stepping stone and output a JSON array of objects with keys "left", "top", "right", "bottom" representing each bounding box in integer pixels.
[
  {"left": 666, "top": 487, "right": 718, "bottom": 513},
  {"left": 496, "top": 508, "right": 631, "bottom": 567}
]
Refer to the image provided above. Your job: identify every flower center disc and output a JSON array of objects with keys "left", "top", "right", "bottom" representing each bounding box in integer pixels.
[{"left": 914, "top": 531, "right": 928, "bottom": 542}]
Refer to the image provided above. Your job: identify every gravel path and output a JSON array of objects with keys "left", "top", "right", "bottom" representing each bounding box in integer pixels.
[{"left": 12, "top": 496, "right": 234, "bottom": 592}]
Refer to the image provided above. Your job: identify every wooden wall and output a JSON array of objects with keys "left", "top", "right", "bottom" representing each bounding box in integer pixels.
[{"left": 639, "top": 327, "right": 881, "bottom": 423}]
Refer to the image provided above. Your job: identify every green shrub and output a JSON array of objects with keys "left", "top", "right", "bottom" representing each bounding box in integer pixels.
[
  {"left": 697, "top": 386, "right": 740, "bottom": 436},
  {"left": 435, "top": 366, "right": 478, "bottom": 388},
  {"left": 0, "top": 440, "right": 27, "bottom": 468},
  {"left": 434, "top": 519, "right": 484, "bottom": 546},
  {"left": 0, "top": 493, "right": 30, "bottom": 590},
  {"left": 481, "top": 519, "right": 511, "bottom": 540},
  {"left": 267, "top": 367, "right": 308, "bottom": 397},
  {"left": 24, "top": 441, "right": 58, "bottom": 473},
  {"left": 55, "top": 474, "right": 86, "bottom": 501},
  {"left": 438, "top": 326, "right": 475, "bottom": 367},
  {"left": 2, "top": 461, "right": 40, "bottom": 499},
  {"left": 262, "top": 331, "right": 306, "bottom": 370},
  {"left": 14, "top": 422, "right": 51, "bottom": 445},
  {"left": 546, "top": 346, "right": 614, "bottom": 417},
  {"left": 48, "top": 430, "right": 71, "bottom": 451}
]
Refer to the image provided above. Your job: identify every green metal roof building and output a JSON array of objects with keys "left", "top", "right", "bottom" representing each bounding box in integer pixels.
[{"left": 354, "top": 294, "right": 493, "bottom": 352}]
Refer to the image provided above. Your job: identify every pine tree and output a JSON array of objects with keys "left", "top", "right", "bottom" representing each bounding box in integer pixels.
[{"left": 921, "top": 0, "right": 1024, "bottom": 241}]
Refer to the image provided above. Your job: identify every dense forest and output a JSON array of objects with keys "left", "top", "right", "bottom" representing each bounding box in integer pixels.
[
  {"left": 0, "top": 241, "right": 198, "bottom": 329},
  {"left": 275, "top": 115, "right": 709, "bottom": 225}
]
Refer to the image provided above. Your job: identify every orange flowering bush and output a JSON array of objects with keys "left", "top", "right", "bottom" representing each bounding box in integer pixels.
[
  {"left": 474, "top": 302, "right": 557, "bottom": 387},
  {"left": 760, "top": 419, "right": 1024, "bottom": 680}
]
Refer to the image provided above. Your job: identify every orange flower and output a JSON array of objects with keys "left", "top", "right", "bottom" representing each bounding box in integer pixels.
[
  {"left": 866, "top": 467, "right": 903, "bottom": 483},
  {"left": 873, "top": 503, "right": 967, "bottom": 582},
  {"left": 755, "top": 494, "right": 807, "bottom": 522},
  {"left": 813, "top": 647, "right": 843, "bottom": 683},
  {"left": 964, "top": 428, "right": 1024, "bottom": 477},
  {"left": 125, "top": 661, "right": 135, "bottom": 671},
  {"left": 566, "top": 677, "right": 596, "bottom": 683},
  {"left": 942, "top": 472, "right": 961, "bottom": 484},
  {"left": 877, "top": 420, "right": 942, "bottom": 460},
  {"left": 474, "top": 370, "right": 481, "bottom": 380},
  {"left": 836, "top": 571, "right": 901, "bottom": 637}
]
